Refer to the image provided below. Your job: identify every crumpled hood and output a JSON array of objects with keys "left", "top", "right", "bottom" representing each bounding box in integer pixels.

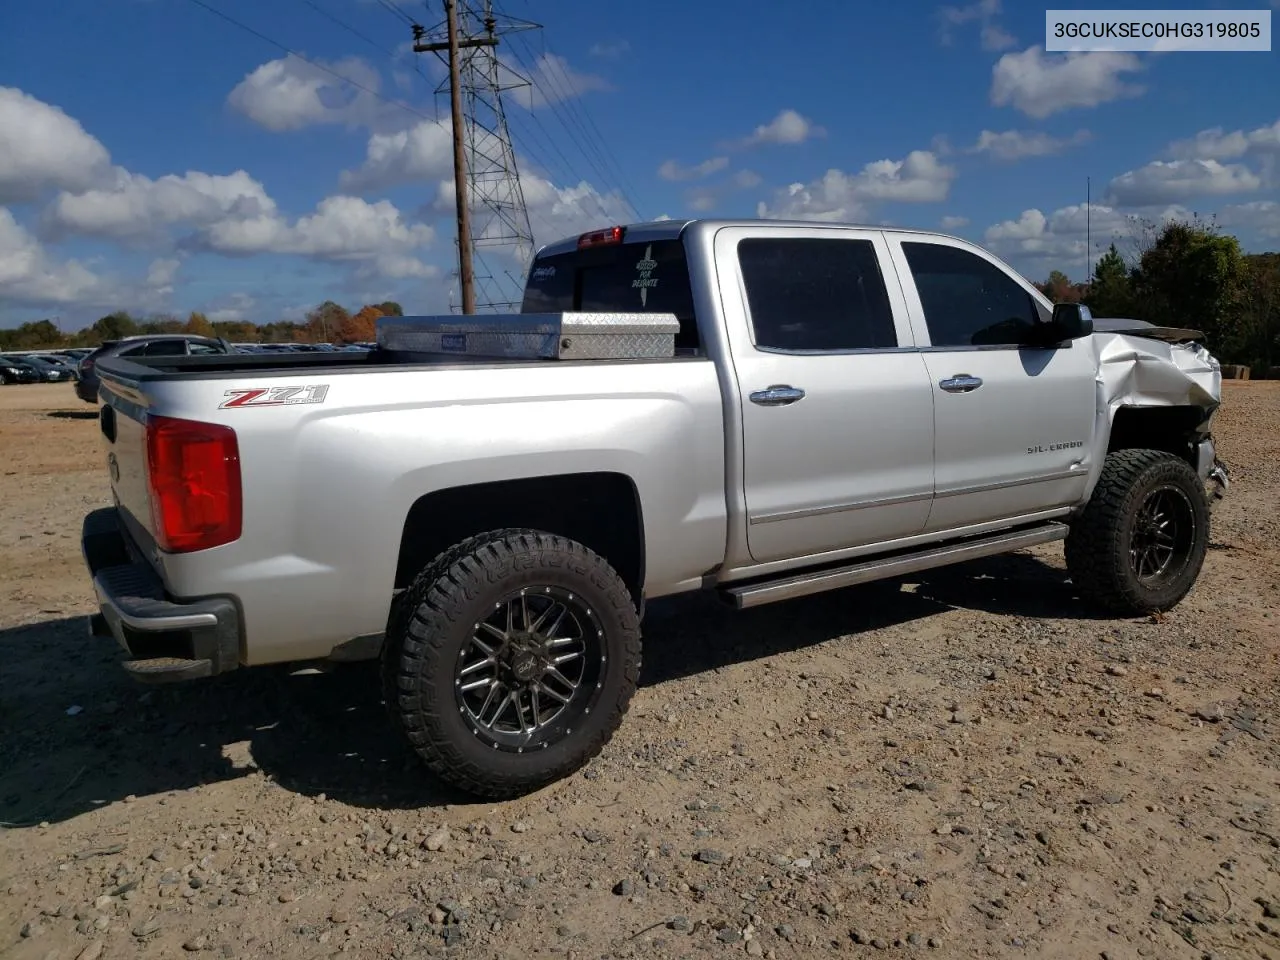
[
  {"left": 1073, "top": 330, "right": 1223, "bottom": 500},
  {"left": 1094, "top": 330, "right": 1222, "bottom": 417}
]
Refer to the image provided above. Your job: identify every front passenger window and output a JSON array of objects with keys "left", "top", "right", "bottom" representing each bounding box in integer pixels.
[{"left": 902, "top": 242, "right": 1043, "bottom": 347}]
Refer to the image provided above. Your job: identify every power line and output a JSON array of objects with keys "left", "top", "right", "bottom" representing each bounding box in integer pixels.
[
  {"left": 533, "top": 35, "right": 644, "bottom": 217},
  {"left": 182, "top": 0, "right": 438, "bottom": 125},
  {"left": 504, "top": 31, "right": 640, "bottom": 220},
  {"left": 295, "top": 0, "right": 437, "bottom": 90},
  {"left": 296, "top": 0, "right": 396, "bottom": 56},
  {"left": 372, "top": 0, "right": 418, "bottom": 27}
]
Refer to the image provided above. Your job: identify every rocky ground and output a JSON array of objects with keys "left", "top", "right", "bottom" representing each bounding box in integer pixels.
[{"left": 1, "top": 380, "right": 1278, "bottom": 960}]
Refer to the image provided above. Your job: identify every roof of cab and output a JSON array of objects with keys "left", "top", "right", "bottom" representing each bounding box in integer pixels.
[{"left": 531, "top": 217, "right": 964, "bottom": 260}]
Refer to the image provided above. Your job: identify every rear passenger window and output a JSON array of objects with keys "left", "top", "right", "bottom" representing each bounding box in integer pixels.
[
  {"left": 738, "top": 238, "right": 897, "bottom": 352},
  {"left": 142, "top": 340, "right": 188, "bottom": 356},
  {"left": 901, "top": 242, "right": 1043, "bottom": 347}
]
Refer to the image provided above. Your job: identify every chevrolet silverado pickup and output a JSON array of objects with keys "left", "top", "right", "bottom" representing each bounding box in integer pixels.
[{"left": 81, "top": 218, "right": 1229, "bottom": 799}]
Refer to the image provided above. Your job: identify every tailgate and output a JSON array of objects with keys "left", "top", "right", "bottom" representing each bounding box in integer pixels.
[{"left": 97, "top": 381, "right": 158, "bottom": 551}]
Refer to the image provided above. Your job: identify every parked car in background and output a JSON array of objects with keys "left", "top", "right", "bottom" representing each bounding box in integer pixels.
[
  {"left": 0, "top": 355, "right": 43, "bottom": 384},
  {"left": 76, "top": 335, "right": 234, "bottom": 403},
  {"left": 21, "top": 355, "right": 77, "bottom": 382},
  {"left": 21, "top": 353, "right": 80, "bottom": 379}
]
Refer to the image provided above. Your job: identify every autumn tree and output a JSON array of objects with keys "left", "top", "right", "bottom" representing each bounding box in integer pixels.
[
  {"left": 1035, "top": 270, "right": 1085, "bottom": 303},
  {"left": 184, "top": 310, "right": 215, "bottom": 338},
  {"left": 304, "top": 301, "right": 349, "bottom": 343},
  {"left": 336, "top": 305, "right": 384, "bottom": 344},
  {"left": 212, "top": 320, "right": 259, "bottom": 343}
]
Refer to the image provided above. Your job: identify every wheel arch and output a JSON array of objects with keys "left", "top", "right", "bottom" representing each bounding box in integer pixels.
[
  {"left": 1107, "top": 404, "right": 1212, "bottom": 468},
  {"left": 393, "top": 471, "right": 646, "bottom": 611}
]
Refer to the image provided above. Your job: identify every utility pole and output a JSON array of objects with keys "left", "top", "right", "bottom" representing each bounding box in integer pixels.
[
  {"left": 414, "top": 0, "right": 478, "bottom": 314},
  {"left": 413, "top": 1, "right": 538, "bottom": 313}
]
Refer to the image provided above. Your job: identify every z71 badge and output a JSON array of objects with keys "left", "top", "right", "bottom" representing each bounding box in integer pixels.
[{"left": 220, "top": 385, "right": 330, "bottom": 409}]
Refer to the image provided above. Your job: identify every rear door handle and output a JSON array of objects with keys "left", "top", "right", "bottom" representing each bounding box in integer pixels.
[
  {"left": 939, "top": 375, "right": 983, "bottom": 393},
  {"left": 749, "top": 384, "right": 806, "bottom": 406}
]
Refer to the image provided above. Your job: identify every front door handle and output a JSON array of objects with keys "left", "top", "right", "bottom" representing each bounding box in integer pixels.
[
  {"left": 750, "top": 384, "right": 806, "bottom": 406},
  {"left": 939, "top": 375, "right": 983, "bottom": 393}
]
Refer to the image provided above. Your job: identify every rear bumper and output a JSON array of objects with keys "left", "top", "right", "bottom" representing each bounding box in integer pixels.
[
  {"left": 75, "top": 378, "right": 98, "bottom": 403},
  {"left": 81, "top": 507, "right": 242, "bottom": 683}
]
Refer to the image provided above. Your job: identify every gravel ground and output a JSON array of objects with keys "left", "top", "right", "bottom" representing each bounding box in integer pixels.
[{"left": 1, "top": 380, "right": 1278, "bottom": 960}]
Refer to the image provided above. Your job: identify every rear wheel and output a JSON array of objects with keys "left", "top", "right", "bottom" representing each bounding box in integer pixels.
[
  {"left": 383, "top": 529, "right": 641, "bottom": 799},
  {"left": 1065, "top": 449, "right": 1209, "bottom": 615}
]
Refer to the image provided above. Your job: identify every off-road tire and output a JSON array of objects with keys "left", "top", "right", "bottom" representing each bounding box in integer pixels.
[
  {"left": 383, "top": 528, "right": 642, "bottom": 799},
  {"left": 380, "top": 529, "right": 524, "bottom": 736},
  {"left": 1065, "top": 448, "right": 1210, "bottom": 615}
]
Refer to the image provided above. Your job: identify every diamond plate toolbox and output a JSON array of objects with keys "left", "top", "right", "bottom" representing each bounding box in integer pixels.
[{"left": 376, "top": 312, "right": 680, "bottom": 361}]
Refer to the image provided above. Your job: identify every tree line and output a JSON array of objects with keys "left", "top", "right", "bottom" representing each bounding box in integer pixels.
[
  {"left": 1032, "top": 215, "right": 1278, "bottom": 377},
  {"left": 0, "top": 300, "right": 404, "bottom": 352}
]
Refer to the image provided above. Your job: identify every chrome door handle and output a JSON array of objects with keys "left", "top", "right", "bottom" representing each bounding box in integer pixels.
[
  {"left": 939, "top": 375, "right": 983, "bottom": 393},
  {"left": 749, "top": 384, "right": 806, "bottom": 406}
]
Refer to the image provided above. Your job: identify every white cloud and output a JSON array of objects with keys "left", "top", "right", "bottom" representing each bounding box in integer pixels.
[
  {"left": 739, "top": 109, "right": 825, "bottom": 147},
  {"left": 0, "top": 87, "right": 112, "bottom": 203},
  {"left": 937, "top": 0, "right": 1017, "bottom": 50},
  {"left": 144, "top": 258, "right": 180, "bottom": 302},
  {"left": 206, "top": 292, "right": 256, "bottom": 325},
  {"left": 358, "top": 253, "right": 441, "bottom": 280},
  {"left": 504, "top": 53, "right": 611, "bottom": 111},
  {"left": 657, "top": 156, "right": 729, "bottom": 181},
  {"left": 982, "top": 202, "right": 1192, "bottom": 270},
  {"left": 1218, "top": 200, "right": 1280, "bottom": 239},
  {"left": 339, "top": 119, "right": 455, "bottom": 192},
  {"left": 757, "top": 150, "right": 957, "bottom": 221},
  {"left": 227, "top": 54, "right": 393, "bottom": 131},
  {"left": 0, "top": 207, "right": 108, "bottom": 305},
  {"left": 433, "top": 168, "right": 631, "bottom": 256},
  {"left": 991, "top": 47, "right": 1145, "bottom": 118},
  {"left": 1106, "top": 159, "right": 1263, "bottom": 207},
  {"left": 43, "top": 168, "right": 277, "bottom": 242},
  {"left": 968, "top": 128, "right": 1092, "bottom": 161},
  {"left": 199, "top": 194, "right": 434, "bottom": 263},
  {"left": 588, "top": 40, "right": 629, "bottom": 59},
  {"left": 686, "top": 188, "right": 718, "bottom": 213},
  {"left": 940, "top": 215, "right": 970, "bottom": 229},
  {"left": 731, "top": 170, "right": 762, "bottom": 189},
  {"left": 1167, "top": 118, "right": 1280, "bottom": 161}
]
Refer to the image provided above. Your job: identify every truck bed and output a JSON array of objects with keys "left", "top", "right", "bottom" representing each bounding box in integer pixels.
[{"left": 96, "top": 348, "right": 704, "bottom": 383}]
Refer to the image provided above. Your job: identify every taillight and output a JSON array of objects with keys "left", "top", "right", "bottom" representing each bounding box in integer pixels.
[
  {"left": 145, "top": 415, "right": 242, "bottom": 553},
  {"left": 577, "top": 225, "right": 625, "bottom": 249}
]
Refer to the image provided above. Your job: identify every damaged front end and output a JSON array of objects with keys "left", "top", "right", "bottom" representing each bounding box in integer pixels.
[{"left": 1091, "top": 318, "right": 1230, "bottom": 510}]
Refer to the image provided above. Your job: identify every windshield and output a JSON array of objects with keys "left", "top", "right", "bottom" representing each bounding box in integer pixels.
[{"left": 520, "top": 237, "right": 699, "bottom": 349}]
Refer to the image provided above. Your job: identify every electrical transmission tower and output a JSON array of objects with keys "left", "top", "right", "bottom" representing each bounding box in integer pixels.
[{"left": 413, "top": 1, "right": 538, "bottom": 314}]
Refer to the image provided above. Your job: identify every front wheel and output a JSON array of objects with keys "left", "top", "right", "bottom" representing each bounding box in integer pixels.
[
  {"left": 383, "top": 529, "right": 642, "bottom": 799},
  {"left": 1065, "top": 448, "right": 1210, "bottom": 615}
]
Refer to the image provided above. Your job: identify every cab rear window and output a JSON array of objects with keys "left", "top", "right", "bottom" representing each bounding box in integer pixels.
[{"left": 520, "top": 238, "right": 699, "bottom": 348}]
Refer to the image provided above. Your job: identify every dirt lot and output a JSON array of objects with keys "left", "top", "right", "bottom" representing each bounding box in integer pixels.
[{"left": 1, "top": 381, "right": 1278, "bottom": 960}]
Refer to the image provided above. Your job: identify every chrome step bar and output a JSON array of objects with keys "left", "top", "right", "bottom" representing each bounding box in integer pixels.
[{"left": 720, "top": 522, "right": 1069, "bottom": 610}]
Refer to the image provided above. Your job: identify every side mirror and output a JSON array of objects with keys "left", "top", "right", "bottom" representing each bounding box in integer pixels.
[{"left": 1048, "top": 302, "right": 1094, "bottom": 341}]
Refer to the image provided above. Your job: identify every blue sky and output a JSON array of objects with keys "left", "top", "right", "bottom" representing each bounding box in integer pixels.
[{"left": 1, "top": 0, "right": 1277, "bottom": 329}]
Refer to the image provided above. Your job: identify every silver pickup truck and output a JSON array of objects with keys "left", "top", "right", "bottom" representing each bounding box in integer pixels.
[{"left": 82, "top": 217, "right": 1228, "bottom": 799}]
